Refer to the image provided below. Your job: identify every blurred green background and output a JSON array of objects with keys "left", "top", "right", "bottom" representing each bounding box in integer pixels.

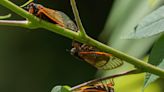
[
  {"left": 0, "top": 0, "right": 163, "bottom": 92},
  {"left": 0, "top": 0, "right": 113, "bottom": 92}
]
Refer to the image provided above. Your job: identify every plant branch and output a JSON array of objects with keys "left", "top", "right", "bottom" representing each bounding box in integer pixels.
[
  {"left": 70, "top": 0, "right": 86, "bottom": 37},
  {"left": 0, "top": 0, "right": 164, "bottom": 77},
  {"left": 70, "top": 69, "right": 142, "bottom": 91},
  {"left": 0, "top": 20, "right": 28, "bottom": 27}
]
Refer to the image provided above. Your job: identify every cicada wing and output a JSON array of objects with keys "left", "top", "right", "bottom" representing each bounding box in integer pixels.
[
  {"left": 99, "top": 56, "right": 124, "bottom": 70},
  {"left": 56, "top": 11, "right": 78, "bottom": 31},
  {"left": 79, "top": 52, "right": 123, "bottom": 70},
  {"left": 42, "top": 8, "right": 78, "bottom": 31},
  {"left": 72, "top": 79, "right": 115, "bottom": 92},
  {"left": 37, "top": 7, "right": 65, "bottom": 27},
  {"left": 79, "top": 52, "right": 110, "bottom": 69}
]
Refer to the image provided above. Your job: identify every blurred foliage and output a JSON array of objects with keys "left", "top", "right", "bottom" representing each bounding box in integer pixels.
[
  {"left": 125, "top": 6, "right": 164, "bottom": 39},
  {"left": 144, "top": 36, "right": 164, "bottom": 89},
  {"left": 98, "top": 0, "right": 164, "bottom": 92},
  {"left": 114, "top": 73, "right": 163, "bottom": 92},
  {"left": 51, "top": 85, "right": 71, "bottom": 92}
]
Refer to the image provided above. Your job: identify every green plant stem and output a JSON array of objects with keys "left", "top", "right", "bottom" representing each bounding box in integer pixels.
[
  {"left": 0, "top": 0, "right": 164, "bottom": 77},
  {"left": 0, "top": 20, "right": 28, "bottom": 27},
  {"left": 70, "top": 0, "right": 86, "bottom": 37},
  {"left": 70, "top": 69, "right": 142, "bottom": 91},
  {"left": 41, "top": 20, "right": 80, "bottom": 40}
]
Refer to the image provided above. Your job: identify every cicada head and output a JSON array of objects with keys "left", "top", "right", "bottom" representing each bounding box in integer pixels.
[
  {"left": 23, "top": 2, "right": 40, "bottom": 15},
  {"left": 70, "top": 41, "right": 83, "bottom": 59}
]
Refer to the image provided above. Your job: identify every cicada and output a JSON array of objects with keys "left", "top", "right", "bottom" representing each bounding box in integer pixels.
[
  {"left": 71, "top": 78, "right": 114, "bottom": 92},
  {"left": 70, "top": 42, "right": 123, "bottom": 70},
  {"left": 23, "top": 2, "right": 78, "bottom": 31}
]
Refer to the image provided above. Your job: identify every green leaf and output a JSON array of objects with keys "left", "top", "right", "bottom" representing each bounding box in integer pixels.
[
  {"left": 143, "top": 35, "right": 164, "bottom": 90},
  {"left": 125, "top": 6, "right": 164, "bottom": 39},
  {"left": 148, "top": 35, "right": 164, "bottom": 65},
  {"left": 51, "top": 85, "right": 71, "bottom": 92},
  {"left": 0, "top": 14, "right": 11, "bottom": 19},
  {"left": 143, "top": 60, "right": 164, "bottom": 89}
]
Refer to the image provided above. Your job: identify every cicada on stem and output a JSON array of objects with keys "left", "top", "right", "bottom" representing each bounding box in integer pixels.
[
  {"left": 70, "top": 70, "right": 139, "bottom": 92},
  {"left": 70, "top": 43, "right": 124, "bottom": 70},
  {"left": 23, "top": 2, "right": 77, "bottom": 31},
  {"left": 71, "top": 79, "right": 114, "bottom": 92}
]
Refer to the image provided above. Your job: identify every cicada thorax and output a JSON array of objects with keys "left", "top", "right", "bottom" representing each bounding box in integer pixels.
[
  {"left": 23, "top": 2, "right": 78, "bottom": 31},
  {"left": 72, "top": 79, "right": 115, "bottom": 92}
]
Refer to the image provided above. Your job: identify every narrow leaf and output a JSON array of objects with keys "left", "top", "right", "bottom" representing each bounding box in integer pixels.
[
  {"left": 144, "top": 59, "right": 164, "bottom": 89},
  {"left": 148, "top": 35, "right": 164, "bottom": 65},
  {"left": 143, "top": 35, "right": 164, "bottom": 90},
  {"left": 0, "top": 14, "right": 11, "bottom": 19},
  {"left": 51, "top": 85, "right": 71, "bottom": 92},
  {"left": 125, "top": 6, "right": 164, "bottom": 39}
]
